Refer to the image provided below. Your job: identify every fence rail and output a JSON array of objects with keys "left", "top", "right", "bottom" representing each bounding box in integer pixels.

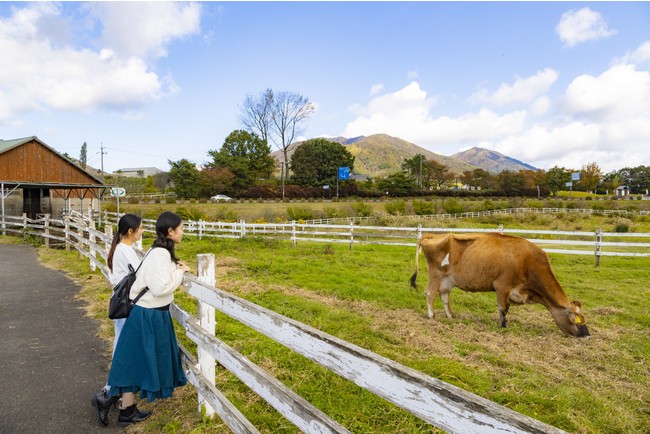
[
  {"left": 99, "top": 211, "right": 650, "bottom": 260},
  {"left": 0, "top": 209, "right": 573, "bottom": 433}
]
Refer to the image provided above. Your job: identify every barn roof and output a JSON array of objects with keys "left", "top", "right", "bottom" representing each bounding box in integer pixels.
[{"left": 0, "top": 136, "right": 105, "bottom": 186}]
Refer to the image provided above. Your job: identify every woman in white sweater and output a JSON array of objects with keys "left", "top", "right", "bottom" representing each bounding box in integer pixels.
[
  {"left": 106, "top": 211, "right": 189, "bottom": 425},
  {"left": 91, "top": 213, "right": 143, "bottom": 427}
]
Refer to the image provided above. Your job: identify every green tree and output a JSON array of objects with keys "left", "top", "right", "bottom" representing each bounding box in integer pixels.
[
  {"left": 426, "top": 160, "right": 453, "bottom": 189},
  {"left": 79, "top": 142, "right": 87, "bottom": 169},
  {"left": 377, "top": 172, "right": 416, "bottom": 196},
  {"left": 199, "top": 167, "right": 235, "bottom": 197},
  {"left": 619, "top": 166, "right": 650, "bottom": 194},
  {"left": 290, "top": 138, "right": 355, "bottom": 187},
  {"left": 542, "top": 166, "right": 570, "bottom": 197},
  {"left": 580, "top": 162, "right": 603, "bottom": 192},
  {"left": 497, "top": 170, "right": 526, "bottom": 195},
  {"left": 402, "top": 154, "right": 426, "bottom": 189},
  {"left": 152, "top": 172, "right": 171, "bottom": 192},
  {"left": 460, "top": 168, "right": 495, "bottom": 190},
  {"left": 168, "top": 159, "right": 201, "bottom": 199},
  {"left": 207, "top": 130, "right": 275, "bottom": 192}
]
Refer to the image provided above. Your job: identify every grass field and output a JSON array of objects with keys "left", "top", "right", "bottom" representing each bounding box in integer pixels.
[{"left": 8, "top": 219, "right": 648, "bottom": 434}]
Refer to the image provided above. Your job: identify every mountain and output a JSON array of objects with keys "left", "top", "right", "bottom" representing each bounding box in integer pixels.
[
  {"left": 272, "top": 134, "right": 476, "bottom": 177},
  {"left": 271, "top": 134, "right": 536, "bottom": 177},
  {"left": 452, "top": 147, "right": 537, "bottom": 173}
]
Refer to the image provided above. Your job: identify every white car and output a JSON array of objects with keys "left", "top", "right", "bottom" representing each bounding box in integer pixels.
[{"left": 211, "top": 194, "right": 232, "bottom": 202}]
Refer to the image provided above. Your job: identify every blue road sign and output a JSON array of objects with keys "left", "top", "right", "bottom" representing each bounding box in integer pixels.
[{"left": 338, "top": 166, "right": 350, "bottom": 180}]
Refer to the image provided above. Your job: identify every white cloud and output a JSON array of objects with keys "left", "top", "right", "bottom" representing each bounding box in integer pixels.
[
  {"left": 564, "top": 64, "right": 650, "bottom": 121},
  {"left": 343, "top": 82, "right": 525, "bottom": 146},
  {"left": 556, "top": 8, "right": 617, "bottom": 48},
  {"left": 0, "top": 3, "right": 200, "bottom": 122},
  {"left": 369, "top": 83, "right": 384, "bottom": 96},
  {"left": 89, "top": 2, "right": 201, "bottom": 59},
  {"left": 471, "top": 68, "right": 559, "bottom": 107},
  {"left": 618, "top": 40, "right": 650, "bottom": 68}
]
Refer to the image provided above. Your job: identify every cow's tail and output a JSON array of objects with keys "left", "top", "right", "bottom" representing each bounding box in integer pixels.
[{"left": 410, "top": 237, "right": 422, "bottom": 290}]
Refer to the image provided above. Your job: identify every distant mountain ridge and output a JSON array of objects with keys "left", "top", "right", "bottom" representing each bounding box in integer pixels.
[
  {"left": 452, "top": 147, "right": 537, "bottom": 173},
  {"left": 271, "top": 134, "right": 536, "bottom": 177}
]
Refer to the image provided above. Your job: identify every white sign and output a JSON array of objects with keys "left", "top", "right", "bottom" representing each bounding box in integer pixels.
[
  {"left": 110, "top": 187, "right": 126, "bottom": 197},
  {"left": 565, "top": 182, "right": 573, "bottom": 187}
]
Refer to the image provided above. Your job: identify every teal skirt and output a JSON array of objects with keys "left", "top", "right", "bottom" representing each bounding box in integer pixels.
[{"left": 107, "top": 305, "right": 187, "bottom": 402}]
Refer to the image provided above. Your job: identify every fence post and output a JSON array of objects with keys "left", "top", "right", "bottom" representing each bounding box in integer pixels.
[
  {"left": 498, "top": 224, "right": 504, "bottom": 234},
  {"left": 105, "top": 224, "right": 113, "bottom": 259},
  {"left": 22, "top": 213, "right": 27, "bottom": 239},
  {"left": 241, "top": 220, "right": 246, "bottom": 238},
  {"left": 198, "top": 219, "right": 203, "bottom": 241},
  {"left": 89, "top": 218, "right": 97, "bottom": 272},
  {"left": 196, "top": 253, "right": 216, "bottom": 416},
  {"left": 78, "top": 216, "right": 84, "bottom": 260},
  {"left": 595, "top": 227, "right": 602, "bottom": 267},
  {"left": 349, "top": 220, "right": 354, "bottom": 250},
  {"left": 292, "top": 221, "right": 297, "bottom": 247},
  {"left": 417, "top": 223, "right": 422, "bottom": 241},
  {"left": 64, "top": 216, "right": 70, "bottom": 251},
  {"left": 44, "top": 214, "right": 50, "bottom": 248}
]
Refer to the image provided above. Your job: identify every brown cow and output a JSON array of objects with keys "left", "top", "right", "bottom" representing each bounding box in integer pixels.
[{"left": 410, "top": 233, "right": 590, "bottom": 337}]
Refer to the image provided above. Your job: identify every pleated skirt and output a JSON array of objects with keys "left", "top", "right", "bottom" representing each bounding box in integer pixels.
[{"left": 107, "top": 305, "right": 187, "bottom": 402}]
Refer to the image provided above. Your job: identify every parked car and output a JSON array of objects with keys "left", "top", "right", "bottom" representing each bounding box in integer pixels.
[{"left": 210, "top": 194, "right": 232, "bottom": 202}]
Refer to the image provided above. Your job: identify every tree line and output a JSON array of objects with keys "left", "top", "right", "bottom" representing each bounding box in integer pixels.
[{"left": 101, "top": 88, "right": 650, "bottom": 200}]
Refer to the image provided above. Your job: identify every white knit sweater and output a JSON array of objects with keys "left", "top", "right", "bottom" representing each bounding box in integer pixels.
[
  {"left": 129, "top": 247, "right": 185, "bottom": 308},
  {"left": 108, "top": 242, "right": 141, "bottom": 287}
]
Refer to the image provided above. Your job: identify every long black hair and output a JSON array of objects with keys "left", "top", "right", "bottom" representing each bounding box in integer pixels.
[
  {"left": 152, "top": 211, "right": 182, "bottom": 264},
  {"left": 107, "top": 213, "right": 142, "bottom": 271}
]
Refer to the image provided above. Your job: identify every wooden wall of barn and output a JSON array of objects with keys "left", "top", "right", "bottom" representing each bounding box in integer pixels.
[{"left": 0, "top": 140, "right": 99, "bottom": 185}]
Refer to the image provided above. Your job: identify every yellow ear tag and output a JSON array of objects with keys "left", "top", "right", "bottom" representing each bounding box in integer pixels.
[{"left": 574, "top": 316, "right": 582, "bottom": 324}]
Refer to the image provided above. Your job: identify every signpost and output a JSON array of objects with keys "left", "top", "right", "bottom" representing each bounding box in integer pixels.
[
  {"left": 337, "top": 167, "right": 350, "bottom": 199},
  {"left": 110, "top": 187, "right": 126, "bottom": 214},
  {"left": 568, "top": 172, "right": 581, "bottom": 198}
]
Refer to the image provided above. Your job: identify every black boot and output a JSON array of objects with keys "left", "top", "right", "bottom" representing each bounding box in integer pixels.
[
  {"left": 118, "top": 404, "right": 152, "bottom": 425},
  {"left": 91, "top": 390, "right": 119, "bottom": 427}
]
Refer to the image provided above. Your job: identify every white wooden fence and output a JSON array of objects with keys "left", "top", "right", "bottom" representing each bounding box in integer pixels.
[
  {"left": 0, "top": 210, "right": 570, "bottom": 433},
  {"left": 99, "top": 211, "right": 650, "bottom": 260}
]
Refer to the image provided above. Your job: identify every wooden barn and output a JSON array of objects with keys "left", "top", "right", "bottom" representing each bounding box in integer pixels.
[{"left": 0, "top": 136, "right": 106, "bottom": 219}]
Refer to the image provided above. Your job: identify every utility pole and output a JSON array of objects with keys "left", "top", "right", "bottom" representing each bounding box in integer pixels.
[{"left": 100, "top": 142, "right": 107, "bottom": 174}]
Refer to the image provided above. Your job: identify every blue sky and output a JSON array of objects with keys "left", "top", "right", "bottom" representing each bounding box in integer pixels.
[{"left": 1, "top": 2, "right": 649, "bottom": 174}]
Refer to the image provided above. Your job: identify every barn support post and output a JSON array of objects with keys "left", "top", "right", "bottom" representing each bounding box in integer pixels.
[
  {"left": 44, "top": 214, "right": 50, "bottom": 248},
  {"left": 196, "top": 253, "right": 216, "bottom": 416},
  {"left": 595, "top": 227, "right": 602, "bottom": 267}
]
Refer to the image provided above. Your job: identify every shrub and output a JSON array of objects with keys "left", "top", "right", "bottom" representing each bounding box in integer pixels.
[
  {"left": 385, "top": 200, "right": 406, "bottom": 215},
  {"left": 175, "top": 207, "right": 206, "bottom": 221},
  {"left": 412, "top": 200, "right": 436, "bottom": 215},
  {"left": 324, "top": 207, "right": 347, "bottom": 219},
  {"left": 102, "top": 203, "right": 117, "bottom": 213},
  {"left": 127, "top": 196, "right": 139, "bottom": 204},
  {"left": 198, "top": 198, "right": 207, "bottom": 204},
  {"left": 286, "top": 206, "right": 313, "bottom": 221},
  {"left": 352, "top": 202, "right": 373, "bottom": 217},
  {"left": 442, "top": 198, "right": 465, "bottom": 214},
  {"left": 585, "top": 196, "right": 593, "bottom": 201},
  {"left": 166, "top": 198, "right": 176, "bottom": 204},
  {"left": 613, "top": 217, "right": 633, "bottom": 233}
]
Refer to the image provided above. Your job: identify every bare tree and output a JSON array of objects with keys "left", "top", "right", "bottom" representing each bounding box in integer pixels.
[
  {"left": 239, "top": 89, "right": 315, "bottom": 199},
  {"left": 270, "top": 91, "right": 315, "bottom": 198},
  {"left": 239, "top": 88, "right": 273, "bottom": 144}
]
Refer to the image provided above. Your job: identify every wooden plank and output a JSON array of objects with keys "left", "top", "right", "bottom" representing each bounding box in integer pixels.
[
  {"left": 177, "top": 343, "right": 260, "bottom": 434},
  {"left": 171, "top": 306, "right": 351, "bottom": 434},
  {"left": 183, "top": 277, "right": 565, "bottom": 434}
]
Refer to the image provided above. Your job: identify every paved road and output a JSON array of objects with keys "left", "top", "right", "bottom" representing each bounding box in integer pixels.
[{"left": 0, "top": 244, "right": 123, "bottom": 433}]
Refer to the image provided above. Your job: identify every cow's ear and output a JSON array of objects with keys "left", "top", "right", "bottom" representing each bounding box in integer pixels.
[{"left": 571, "top": 300, "right": 582, "bottom": 312}]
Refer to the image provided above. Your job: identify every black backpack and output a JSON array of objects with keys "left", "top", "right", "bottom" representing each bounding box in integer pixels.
[{"left": 108, "top": 249, "right": 152, "bottom": 319}]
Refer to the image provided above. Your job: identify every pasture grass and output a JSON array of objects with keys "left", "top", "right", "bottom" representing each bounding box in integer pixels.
[{"left": 6, "top": 227, "right": 649, "bottom": 434}]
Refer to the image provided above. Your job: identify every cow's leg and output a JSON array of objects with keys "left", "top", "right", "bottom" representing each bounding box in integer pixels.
[
  {"left": 425, "top": 280, "right": 438, "bottom": 319},
  {"left": 439, "top": 276, "right": 455, "bottom": 319},
  {"left": 496, "top": 289, "right": 510, "bottom": 328}
]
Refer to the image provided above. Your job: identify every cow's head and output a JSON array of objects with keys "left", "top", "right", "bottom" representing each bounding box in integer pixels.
[{"left": 555, "top": 300, "right": 590, "bottom": 338}]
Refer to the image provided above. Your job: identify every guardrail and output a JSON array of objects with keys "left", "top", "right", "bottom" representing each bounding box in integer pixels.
[{"left": 1, "top": 211, "right": 568, "bottom": 433}]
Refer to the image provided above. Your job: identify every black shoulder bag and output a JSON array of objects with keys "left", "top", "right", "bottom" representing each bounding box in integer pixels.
[{"left": 108, "top": 249, "right": 152, "bottom": 319}]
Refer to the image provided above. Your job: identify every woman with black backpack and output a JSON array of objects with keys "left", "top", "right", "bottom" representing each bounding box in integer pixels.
[{"left": 100, "top": 211, "right": 189, "bottom": 426}]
